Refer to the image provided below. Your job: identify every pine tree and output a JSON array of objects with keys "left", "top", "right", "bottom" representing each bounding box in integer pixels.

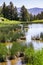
[
  {"left": 41, "top": 12, "right": 43, "bottom": 19},
  {"left": 2, "top": 2, "right": 6, "bottom": 17},
  {"left": 20, "top": 5, "right": 29, "bottom": 21},
  {"left": 9, "top": 1, "right": 14, "bottom": 20},
  {"left": 14, "top": 6, "right": 18, "bottom": 20}
]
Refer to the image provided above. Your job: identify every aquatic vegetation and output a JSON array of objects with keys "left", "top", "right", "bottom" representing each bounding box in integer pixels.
[{"left": 0, "top": 44, "right": 8, "bottom": 62}]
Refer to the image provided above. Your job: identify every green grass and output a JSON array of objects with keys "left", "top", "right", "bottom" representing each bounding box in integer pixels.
[
  {"left": 1, "top": 20, "right": 21, "bottom": 24},
  {"left": 0, "top": 17, "right": 21, "bottom": 25},
  {"left": 0, "top": 17, "right": 43, "bottom": 25},
  {"left": 32, "top": 19, "right": 43, "bottom": 23}
]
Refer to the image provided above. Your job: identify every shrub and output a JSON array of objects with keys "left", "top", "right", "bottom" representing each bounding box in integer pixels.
[
  {"left": 10, "top": 42, "right": 22, "bottom": 55},
  {"left": 0, "top": 44, "right": 8, "bottom": 62}
]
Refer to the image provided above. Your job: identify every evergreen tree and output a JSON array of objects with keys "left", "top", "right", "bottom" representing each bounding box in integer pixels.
[
  {"left": 41, "top": 12, "right": 43, "bottom": 19},
  {"left": 29, "top": 14, "right": 33, "bottom": 21},
  {"left": 14, "top": 6, "right": 18, "bottom": 20},
  {"left": 9, "top": 1, "right": 14, "bottom": 20},
  {"left": 20, "top": 5, "right": 29, "bottom": 21},
  {"left": 2, "top": 2, "right": 6, "bottom": 17},
  {"left": 5, "top": 6, "right": 9, "bottom": 19},
  {"left": 36, "top": 14, "right": 41, "bottom": 20}
]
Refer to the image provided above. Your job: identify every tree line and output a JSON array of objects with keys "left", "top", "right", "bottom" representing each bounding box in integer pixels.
[
  {"left": 0, "top": 2, "right": 43, "bottom": 21},
  {"left": 1, "top": 2, "right": 29, "bottom": 21},
  {"left": 34, "top": 12, "right": 43, "bottom": 20}
]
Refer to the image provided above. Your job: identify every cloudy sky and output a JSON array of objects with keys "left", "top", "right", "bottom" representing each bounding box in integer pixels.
[{"left": 0, "top": 0, "right": 43, "bottom": 9}]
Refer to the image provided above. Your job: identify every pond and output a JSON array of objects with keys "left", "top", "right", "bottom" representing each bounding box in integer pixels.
[{"left": 26, "top": 24, "right": 43, "bottom": 50}]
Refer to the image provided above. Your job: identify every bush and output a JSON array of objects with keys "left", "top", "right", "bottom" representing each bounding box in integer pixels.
[
  {"left": 0, "top": 44, "right": 8, "bottom": 62},
  {"left": 24, "top": 43, "right": 34, "bottom": 64},
  {"left": 24, "top": 44, "right": 43, "bottom": 65},
  {"left": 0, "top": 24, "right": 24, "bottom": 42},
  {"left": 10, "top": 42, "right": 22, "bottom": 55}
]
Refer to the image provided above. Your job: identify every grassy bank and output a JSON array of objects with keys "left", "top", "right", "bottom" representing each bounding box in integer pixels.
[
  {"left": 0, "top": 17, "right": 43, "bottom": 25},
  {"left": 0, "top": 17, "right": 21, "bottom": 26},
  {"left": 32, "top": 19, "right": 43, "bottom": 23},
  {"left": 19, "top": 19, "right": 43, "bottom": 24}
]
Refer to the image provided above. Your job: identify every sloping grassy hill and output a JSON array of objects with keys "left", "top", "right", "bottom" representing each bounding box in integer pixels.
[{"left": 0, "top": 17, "right": 21, "bottom": 25}]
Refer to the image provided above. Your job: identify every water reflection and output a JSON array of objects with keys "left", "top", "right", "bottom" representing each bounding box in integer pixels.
[
  {"left": 7, "top": 60, "right": 11, "bottom": 65},
  {"left": 32, "top": 41, "right": 43, "bottom": 50},
  {"left": 26, "top": 24, "right": 43, "bottom": 50},
  {"left": 16, "top": 58, "right": 22, "bottom": 65},
  {"left": 6, "top": 58, "right": 22, "bottom": 65}
]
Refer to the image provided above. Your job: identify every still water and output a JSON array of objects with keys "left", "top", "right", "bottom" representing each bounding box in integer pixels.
[{"left": 26, "top": 24, "right": 43, "bottom": 50}]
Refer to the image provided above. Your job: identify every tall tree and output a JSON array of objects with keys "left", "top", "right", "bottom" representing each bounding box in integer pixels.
[
  {"left": 9, "top": 1, "right": 15, "bottom": 20},
  {"left": 29, "top": 14, "right": 33, "bottom": 21},
  {"left": 40, "top": 12, "right": 43, "bottom": 19},
  {"left": 36, "top": 14, "right": 41, "bottom": 20},
  {"left": 2, "top": 2, "right": 6, "bottom": 17},
  {"left": 14, "top": 6, "right": 18, "bottom": 20},
  {"left": 20, "top": 5, "right": 29, "bottom": 21}
]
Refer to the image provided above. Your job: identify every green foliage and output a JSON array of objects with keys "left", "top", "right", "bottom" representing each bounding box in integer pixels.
[
  {"left": 2, "top": 2, "right": 18, "bottom": 20},
  {"left": 20, "top": 5, "right": 29, "bottom": 21},
  {"left": 9, "top": 32, "right": 24, "bottom": 42},
  {"left": 1, "top": 2, "right": 43, "bottom": 21},
  {"left": 29, "top": 14, "right": 34, "bottom": 21},
  {"left": 0, "top": 7, "right": 3, "bottom": 17},
  {"left": 14, "top": 6, "right": 18, "bottom": 20},
  {"left": 0, "top": 34, "right": 6, "bottom": 43},
  {"left": 25, "top": 47, "right": 34, "bottom": 64},
  {"left": 20, "top": 44, "right": 27, "bottom": 52},
  {"left": 24, "top": 44, "right": 43, "bottom": 65},
  {"left": 24, "top": 43, "right": 34, "bottom": 64},
  {"left": 10, "top": 42, "right": 22, "bottom": 55},
  {"left": 0, "top": 44, "right": 8, "bottom": 61},
  {"left": 32, "top": 49, "right": 43, "bottom": 65},
  {"left": 33, "top": 12, "right": 43, "bottom": 21},
  {"left": 0, "top": 24, "right": 24, "bottom": 43},
  {"left": 2, "top": 2, "right": 6, "bottom": 18},
  {"left": 2, "top": 2, "right": 30, "bottom": 21}
]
